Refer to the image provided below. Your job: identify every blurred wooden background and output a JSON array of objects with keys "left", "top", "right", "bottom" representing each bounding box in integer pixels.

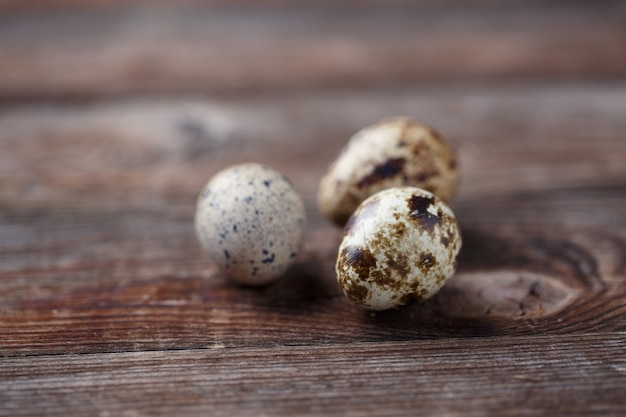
[{"left": 1, "top": 0, "right": 625, "bottom": 415}]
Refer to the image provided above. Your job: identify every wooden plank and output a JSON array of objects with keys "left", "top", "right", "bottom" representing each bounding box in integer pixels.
[
  {"left": 0, "top": 0, "right": 616, "bottom": 13},
  {"left": 0, "top": 207, "right": 624, "bottom": 356},
  {"left": 1, "top": 83, "right": 624, "bottom": 205},
  {"left": 1, "top": 334, "right": 625, "bottom": 416},
  {"left": 0, "top": 4, "right": 624, "bottom": 98}
]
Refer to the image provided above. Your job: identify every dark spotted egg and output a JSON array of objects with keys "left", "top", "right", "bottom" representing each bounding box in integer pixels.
[
  {"left": 336, "top": 186, "right": 461, "bottom": 310},
  {"left": 195, "top": 163, "right": 306, "bottom": 285},
  {"left": 318, "top": 117, "right": 459, "bottom": 226}
]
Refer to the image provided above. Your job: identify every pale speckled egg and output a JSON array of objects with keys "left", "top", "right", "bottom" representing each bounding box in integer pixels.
[
  {"left": 195, "top": 163, "right": 306, "bottom": 285},
  {"left": 336, "top": 186, "right": 462, "bottom": 310},
  {"left": 318, "top": 117, "right": 459, "bottom": 226}
]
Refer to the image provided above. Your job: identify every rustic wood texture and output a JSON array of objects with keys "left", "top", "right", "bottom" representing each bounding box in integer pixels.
[
  {"left": 2, "top": 334, "right": 625, "bottom": 417},
  {"left": 1, "top": 1, "right": 625, "bottom": 415},
  {"left": 0, "top": 3, "right": 625, "bottom": 98}
]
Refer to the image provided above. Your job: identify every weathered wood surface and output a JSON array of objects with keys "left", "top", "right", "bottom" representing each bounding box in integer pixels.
[
  {"left": 0, "top": 3, "right": 625, "bottom": 98},
  {"left": 2, "top": 334, "right": 625, "bottom": 416},
  {"left": 1, "top": 1, "right": 626, "bottom": 415}
]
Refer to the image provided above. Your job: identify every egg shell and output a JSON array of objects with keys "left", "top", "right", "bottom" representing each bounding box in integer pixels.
[
  {"left": 318, "top": 117, "right": 459, "bottom": 226},
  {"left": 336, "top": 186, "right": 462, "bottom": 310},
  {"left": 195, "top": 163, "right": 306, "bottom": 285}
]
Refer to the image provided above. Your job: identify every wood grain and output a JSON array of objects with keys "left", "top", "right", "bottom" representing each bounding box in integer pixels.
[
  {"left": 1, "top": 83, "right": 625, "bottom": 205},
  {"left": 0, "top": 4, "right": 625, "bottom": 98},
  {"left": 1, "top": 1, "right": 625, "bottom": 415},
  {"left": 1, "top": 0, "right": 611, "bottom": 12},
  {"left": 2, "top": 334, "right": 625, "bottom": 416},
  {"left": 1, "top": 187, "right": 625, "bottom": 355},
  {"left": 1, "top": 83, "right": 625, "bottom": 357}
]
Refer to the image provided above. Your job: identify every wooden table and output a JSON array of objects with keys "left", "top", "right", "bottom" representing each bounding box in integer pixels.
[{"left": 1, "top": 1, "right": 625, "bottom": 415}]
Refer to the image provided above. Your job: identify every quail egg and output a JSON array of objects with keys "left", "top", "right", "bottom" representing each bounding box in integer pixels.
[
  {"left": 318, "top": 117, "right": 459, "bottom": 226},
  {"left": 195, "top": 163, "right": 307, "bottom": 285},
  {"left": 336, "top": 186, "right": 462, "bottom": 310}
]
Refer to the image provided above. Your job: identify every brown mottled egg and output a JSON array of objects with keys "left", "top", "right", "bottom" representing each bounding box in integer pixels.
[
  {"left": 336, "top": 186, "right": 461, "bottom": 310},
  {"left": 195, "top": 163, "right": 306, "bottom": 285},
  {"left": 318, "top": 117, "right": 459, "bottom": 226}
]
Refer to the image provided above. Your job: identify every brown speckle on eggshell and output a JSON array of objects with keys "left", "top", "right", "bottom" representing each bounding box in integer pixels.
[
  {"left": 318, "top": 117, "right": 459, "bottom": 226},
  {"left": 336, "top": 186, "right": 462, "bottom": 310}
]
